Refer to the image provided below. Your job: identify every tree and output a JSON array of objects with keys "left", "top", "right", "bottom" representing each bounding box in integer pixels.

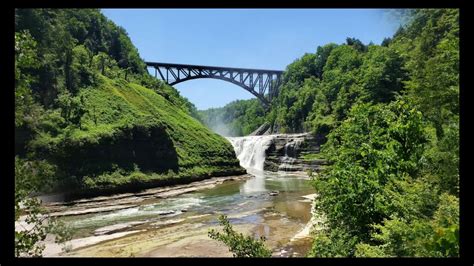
[
  {"left": 310, "top": 100, "right": 427, "bottom": 257},
  {"left": 314, "top": 43, "right": 338, "bottom": 78},
  {"left": 56, "top": 91, "right": 86, "bottom": 128},
  {"left": 381, "top": 37, "right": 392, "bottom": 47},
  {"left": 283, "top": 53, "right": 318, "bottom": 85},
  {"left": 208, "top": 215, "right": 272, "bottom": 257},
  {"left": 15, "top": 157, "right": 71, "bottom": 257},
  {"left": 198, "top": 99, "right": 266, "bottom": 136},
  {"left": 92, "top": 51, "right": 120, "bottom": 78},
  {"left": 360, "top": 45, "right": 406, "bottom": 103},
  {"left": 15, "top": 30, "right": 40, "bottom": 127},
  {"left": 67, "top": 45, "right": 95, "bottom": 93},
  {"left": 346, "top": 37, "right": 367, "bottom": 52},
  {"left": 308, "top": 9, "right": 459, "bottom": 258},
  {"left": 355, "top": 193, "right": 459, "bottom": 257},
  {"left": 390, "top": 9, "right": 459, "bottom": 139}
]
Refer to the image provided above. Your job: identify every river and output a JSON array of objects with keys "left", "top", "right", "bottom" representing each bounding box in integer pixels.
[{"left": 41, "top": 135, "right": 316, "bottom": 257}]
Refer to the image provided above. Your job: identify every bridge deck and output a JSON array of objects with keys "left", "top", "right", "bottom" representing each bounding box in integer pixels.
[{"left": 145, "top": 62, "right": 283, "bottom": 74}]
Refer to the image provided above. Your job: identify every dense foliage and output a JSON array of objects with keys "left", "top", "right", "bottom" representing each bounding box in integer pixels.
[
  {"left": 205, "top": 9, "right": 459, "bottom": 257},
  {"left": 267, "top": 39, "right": 407, "bottom": 137},
  {"left": 15, "top": 157, "right": 72, "bottom": 257},
  {"left": 203, "top": 36, "right": 406, "bottom": 138},
  {"left": 176, "top": 10, "right": 460, "bottom": 257},
  {"left": 202, "top": 8, "right": 458, "bottom": 258},
  {"left": 28, "top": 75, "right": 244, "bottom": 192},
  {"left": 15, "top": 9, "right": 200, "bottom": 132},
  {"left": 14, "top": 9, "right": 244, "bottom": 256},
  {"left": 306, "top": 9, "right": 459, "bottom": 257},
  {"left": 208, "top": 215, "right": 272, "bottom": 257},
  {"left": 15, "top": 8, "right": 243, "bottom": 192},
  {"left": 14, "top": 8, "right": 459, "bottom": 258}
]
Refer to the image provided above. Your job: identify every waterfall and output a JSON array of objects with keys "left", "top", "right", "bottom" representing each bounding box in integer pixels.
[
  {"left": 226, "top": 135, "right": 275, "bottom": 171},
  {"left": 227, "top": 135, "right": 275, "bottom": 194}
]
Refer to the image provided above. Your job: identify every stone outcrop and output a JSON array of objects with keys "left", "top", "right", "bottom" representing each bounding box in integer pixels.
[
  {"left": 249, "top": 122, "right": 272, "bottom": 136},
  {"left": 263, "top": 133, "right": 328, "bottom": 173}
]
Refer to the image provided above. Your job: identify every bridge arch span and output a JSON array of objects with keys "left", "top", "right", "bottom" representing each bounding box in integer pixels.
[
  {"left": 145, "top": 62, "right": 284, "bottom": 107},
  {"left": 169, "top": 75, "right": 266, "bottom": 104}
]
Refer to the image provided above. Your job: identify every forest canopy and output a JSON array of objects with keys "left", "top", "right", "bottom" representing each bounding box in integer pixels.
[
  {"left": 14, "top": 8, "right": 459, "bottom": 258},
  {"left": 198, "top": 9, "right": 459, "bottom": 257}
]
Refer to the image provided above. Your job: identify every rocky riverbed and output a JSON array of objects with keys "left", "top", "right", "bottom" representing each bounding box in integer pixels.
[{"left": 33, "top": 171, "right": 317, "bottom": 257}]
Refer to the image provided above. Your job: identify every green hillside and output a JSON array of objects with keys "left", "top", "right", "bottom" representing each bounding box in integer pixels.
[
  {"left": 14, "top": 9, "right": 244, "bottom": 197},
  {"left": 30, "top": 75, "right": 243, "bottom": 195}
]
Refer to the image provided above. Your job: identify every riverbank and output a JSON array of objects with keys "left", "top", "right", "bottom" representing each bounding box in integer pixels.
[
  {"left": 55, "top": 166, "right": 247, "bottom": 201},
  {"left": 33, "top": 173, "right": 251, "bottom": 256},
  {"left": 34, "top": 170, "right": 316, "bottom": 257},
  {"left": 39, "top": 173, "right": 252, "bottom": 215}
]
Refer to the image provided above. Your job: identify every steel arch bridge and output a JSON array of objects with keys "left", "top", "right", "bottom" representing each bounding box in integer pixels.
[{"left": 145, "top": 62, "right": 284, "bottom": 107}]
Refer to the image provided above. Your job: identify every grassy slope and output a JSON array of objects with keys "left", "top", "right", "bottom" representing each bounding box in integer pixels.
[{"left": 32, "top": 75, "right": 245, "bottom": 194}]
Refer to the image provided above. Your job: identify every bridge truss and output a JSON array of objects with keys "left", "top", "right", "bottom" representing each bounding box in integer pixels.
[{"left": 145, "top": 62, "right": 284, "bottom": 106}]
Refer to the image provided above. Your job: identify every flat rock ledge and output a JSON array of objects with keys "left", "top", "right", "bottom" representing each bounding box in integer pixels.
[{"left": 38, "top": 174, "right": 251, "bottom": 218}]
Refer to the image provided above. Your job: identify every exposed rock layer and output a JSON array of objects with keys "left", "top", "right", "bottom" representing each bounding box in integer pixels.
[{"left": 263, "top": 133, "right": 328, "bottom": 172}]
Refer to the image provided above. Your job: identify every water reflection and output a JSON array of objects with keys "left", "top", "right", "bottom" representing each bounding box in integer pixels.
[
  {"left": 64, "top": 171, "right": 314, "bottom": 242},
  {"left": 240, "top": 169, "right": 267, "bottom": 194}
]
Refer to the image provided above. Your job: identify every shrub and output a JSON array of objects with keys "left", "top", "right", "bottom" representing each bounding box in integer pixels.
[{"left": 208, "top": 215, "right": 272, "bottom": 257}]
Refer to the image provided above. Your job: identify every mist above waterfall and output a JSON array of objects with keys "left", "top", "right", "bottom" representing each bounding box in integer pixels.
[
  {"left": 197, "top": 99, "right": 266, "bottom": 137},
  {"left": 198, "top": 110, "right": 238, "bottom": 137},
  {"left": 209, "top": 120, "right": 236, "bottom": 137}
]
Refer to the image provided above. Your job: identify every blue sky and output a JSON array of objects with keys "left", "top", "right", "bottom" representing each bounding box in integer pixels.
[{"left": 101, "top": 9, "right": 401, "bottom": 110}]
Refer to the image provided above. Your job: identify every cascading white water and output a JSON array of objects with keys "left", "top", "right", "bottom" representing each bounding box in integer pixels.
[
  {"left": 226, "top": 135, "right": 275, "bottom": 194},
  {"left": 226, "top": 135, "right": 275, "bottom": 171}
]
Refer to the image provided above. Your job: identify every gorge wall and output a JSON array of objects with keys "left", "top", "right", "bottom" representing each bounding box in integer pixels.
[{"left": 263, "top": 133, "right": 327, "bottom": 173}]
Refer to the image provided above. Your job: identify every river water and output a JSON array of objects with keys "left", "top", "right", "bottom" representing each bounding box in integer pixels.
[{"left": 44, "top": 135, "right": 316, "bottom": 257}]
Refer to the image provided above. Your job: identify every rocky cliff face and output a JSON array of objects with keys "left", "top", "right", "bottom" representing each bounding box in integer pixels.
[
  {"left": 249, "top": 122, "right": 272, "bottom": 136},
  {"left": 263, "top": 133, "right": 327, "bottom": 173}
]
